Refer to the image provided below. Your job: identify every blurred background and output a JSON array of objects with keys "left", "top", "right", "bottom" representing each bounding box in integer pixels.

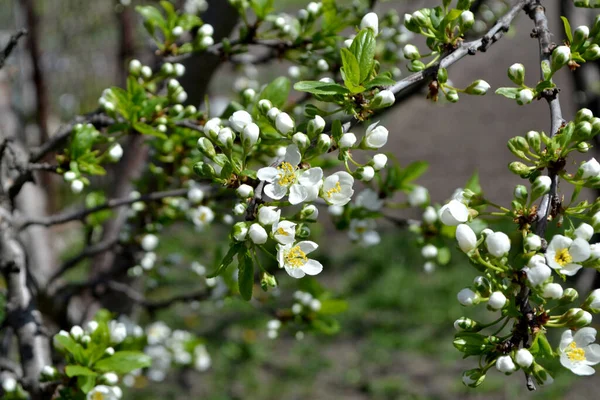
[{"left": 1, "top": 0, "right": 600, "bottom": 398}]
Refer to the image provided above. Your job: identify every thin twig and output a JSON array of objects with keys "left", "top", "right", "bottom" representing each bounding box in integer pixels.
[
  {"left": 0, "top": 29, "right": 27, "bottom": 70},
  {"left": 104, "top": 281, "right": 210, "bottom": 312}
]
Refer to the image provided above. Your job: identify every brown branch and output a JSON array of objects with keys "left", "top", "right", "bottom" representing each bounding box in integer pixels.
[
  {"left": 0, "top": 29, "right": 27, "bottom": 70},
  {"left": 103, "top": 281, "right": 210, "bottom": 312},
  {"left": 19, "top": 188, "right": 189, "bottom": 230}
]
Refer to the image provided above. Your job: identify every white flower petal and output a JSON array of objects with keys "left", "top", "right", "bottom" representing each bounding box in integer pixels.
[
  {"left": 289, "top": 184, "right": 308, "bottom": 205},
  {"left": 264, "top": 183, "right": 287, "bottom": 200},
  {"left": 302, "top": 259, "right": 323, "bottom": 275},
  {"left": 257, "top": 167, "right": 279, "bottom": 182},
  {"left": 298, "top": 167, "right": 323, "bottom": 186},
  {"left": 570, "top": 238, "right": 591, "bottom": 262},
  {"left": 297, "top": 240, "right": 318, "bottom": 254},
  {"left": 570, "top": 363, "right": 596, "bottom": 376},
  {"left": 285, "top": 266, "right": 306, "bottom": 279},
  {"left": 548, "top": 235, "right": 572, "bottom": 252},
  {"left": 561, "top": 263, "right": 583, "bottom": 276},
  {"left": 284, "top": 144, "right": 301, "bottom": 166},
  {"left": 560, "top": 330, "right": 574, "bottom": 351},
  {"left": 574, "top": 327, "right": 597, "bottom": 347},
  {"left": 585, "top": 344, "right": 600, "bottom": 364}
]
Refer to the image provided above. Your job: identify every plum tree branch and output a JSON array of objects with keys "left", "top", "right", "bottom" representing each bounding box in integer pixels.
[{"left": 0, "top": 29, "right": 27, "bottom": 70}]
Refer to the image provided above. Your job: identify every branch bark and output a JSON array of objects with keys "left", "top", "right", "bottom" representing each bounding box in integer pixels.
[{"left": 0, "top": 29, "right": 27, "bottom": 70}]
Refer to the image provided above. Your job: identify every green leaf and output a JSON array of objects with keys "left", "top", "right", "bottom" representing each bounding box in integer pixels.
[
  {"left": 340, "top": 48, "right": 361, "bottom": 88},
  {"left": 465, "top": 171, "right": 482, "bottom": 194},
  {"left": 437, "top": 247, "right": 451, "bottom": 265},
  {"left": 94, "top": 351, "right": 152, "bottom": 374},
  {"left": 312, "top": 317, "right": 340, "bottom": 335},
  {"left": 65, "top": 365, "right": 97, "bottom": 378},
  {"left": 237, "top": 250, "right": 254, "bottom": 301},
  {"left": 331, "top": 119, "right": 343, "bottom": 141},
  {"left": 363, "top": 75, "right": 396, "bottom": 89},
  {"left": 441, "top": 9, "right": 463, "bottom": 27},
  {"left": 349, "top": 29, "right": 376, "bottom": 83},
  {"left": 178, "top": 14, "right": 203, "bottom": 31},
  {"left": 70, "top": 125, "right": 99, "bottom": 160},
  {"left": 132, "top": 122, "right": 167, "bottom": 139},
  {"left": 530, "top": 332, "right": 554, "bottom": 359},
  {"left": 241, "top": 169, "right": 258, "bottom": 179},
  {"left": 135, "top": 5, "right": 167, "bottom": 31},
  {"left": 259, "top": 77, "right": 290, "bottom": 108},
  {"left": 294, "top": 81, "right": 349, "bottom": 96},
  {"left": 494, "top": 87, "right": 520, "bottom": 100},
  {"left": 218, "top": 101, "right": 245, "bottom": 119},
  {"left": 54, "top": 335, "right": 86, "bottom": 365},
  {"left": 78, "top": 376, "right": 96, "bottom": 394},
  {"left": 207, "top": 243, "right": 243, "bottom": 278},
  {"left": 561, "top": 16, "right": 573, "bottom": 44},
  {"left": 160, "top": 1, "right": 176, "bottom": 24},
  {"left": 400, "top": 161, "right": 429, "bottom": 184},
  {"left": 250, "top": 0, "right": 274, "bottom": 19},
  {"left": 319, "top": 299, "right": 348, "bottom": 315}
]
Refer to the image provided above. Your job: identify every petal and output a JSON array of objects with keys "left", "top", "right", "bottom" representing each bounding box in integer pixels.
[
  {"left": 284, "top": 144, "right": 301, "bottom": 166},
  {"left": 264, "top": 183, "right": 287, "bottom": 200},
  {"left": 336, "top": 171, "right": 354, "bottom": 186},
  {"left": 560, "top": 330, "right": 574, "bottom": 351},
  {"left": 304, "top": 181, "right": 322, "bottom": 202},
  {"left": 545, "top": 250, "right": 562, "bottom": 270},
  {"left": 322, "top": 174, "right": 339, "bottom": 192},
  {"left": 366, "top": 121, "right": 378, "bottom": 135},
  {"left": 585, "top": 344, "right": 600, "bottom": 364},
  {"left": 560, "top": 353, "right": 574, "bottom": 369},
  {"left": 257, "top": 167, "right": 278, "bottom": 182},
  {"left": 285, "top": 266, "right": 305, "bottom": 279},
  {"left": 362, "top": 231, "right": 381, "bottom": 246},
  {"left": 548, "top": 235, "right": 572, "bottom": 252},
  {"left": 288, "top": 184, "right": 308, "bottom": 205},
  {"left": 299, "top": 167, "right": 323, "bottom": 186},
  {"left": 570, "top": 238, "right": 591, "bottom": 262},
  {"left": 302, "top": 259, "right": 323, "bottom": 275},
  {"left": 570, "top": 363, "right": 596, "bottom": 376},
  {"left": 574, "top": 327, "right": 598, "bottom": 347},
  {"left": 297, "top": 241, "right": 318, "bottom": 254},
  {"left": 561, "top": 263, "right": 582, "bottom": 276}
]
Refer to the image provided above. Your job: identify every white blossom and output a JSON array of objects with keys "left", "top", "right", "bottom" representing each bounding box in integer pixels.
[
  {"left": 236, "top": 184, "right": 254, "bottom": 199},
  {"left": 108, "top": 144, "right": 123, "bottom": 161},
  {"left": 141, "top": 234, "right": 159, "bottom": 251},
  {"left": 488, "top": 291, "right": 507, "bottom": 310},
  {"left": 455, "top": 224, "right": 477, "bottom": 253},
  {"left": 439, "top": 200, "right": 469, "bottom": 226},
  {"left": 545, "top": 235, "right": 590, "bottom": 276},
  {"left": 272, "top": 220, "right": 296, "bottom": 245},
  {"left": 146, "top": 322, "right": 171, "bottom": 345},
  {"left": 457, "top": 288, "right": 479, "bottom": 306},
  {"left": 109, "top": 320, "right": 127, "bottom": 344},
  {"left": 348, "top": 219, "right": 380, "bottom": 246},
  {"left": 229, "top": 110, "right": 252, "bottom": 133},
  {"left": 190, "top": 206, "right": 215, "bottom": 228},
  {"left": 542, "top": 283, "right": 564, "bottom": 299},
  {"left": 194, "top": 345, "right": 211, "bottom": 371},
  {"left": 277, "top": 241, "right": 323, "bottom": 278},
  {"left": 559, "top": 327, "right": 600, "bottom": 375},
  {"left": 516, "top": 349, "right": 534, "bottom": 368},
  {"left": 421, "top": 244, "right": 438, "bottom": 259},
  {"left": 275, "top": 112, "right": 295, "bottom": 134},
  {"left": 321, "top": 171, "right": 354, "bottom": 206},
  {"left": 355, "top": 189, "right": 383, "bottom": 211},
  {"left": 87, "top": 385, "right": 120, "bottom": 400},
  {"left": 360, "top": 12, "right": 379, "bottom": 36},
  {"left": 188, "top": 186, "right": 205, "bottom": 203},
  {"left": 364, "top": 122, "right": 388, "bottom": 149},
  {"left": 407, "top": 186, "right": 428, "bottom": 206},
  {"left": 575, "top": 223, "right": 594, "bottom": 241},
  {"left": 523, "top": 256, "right": 552, "bottom": 286},
  {"left": 422, "top": 206, "right": 438, "bottom": 224},
  {"left": 580, "top": 158, "right": 600, "bottom": 179},
  {"left": 372, "top": 153, "right": 388, "bottom": 170},
  {"left": 485, "top": 231, "right": 511, "bottom": 257},
  {"left": 339, "top": 133, "right": 357, "bottom": 149},
  {"left": 71, "top": 179, "right": 84, "bottom": 194},
  {"left": 496, "top": 355, "right": 516, "bottom": 374}
]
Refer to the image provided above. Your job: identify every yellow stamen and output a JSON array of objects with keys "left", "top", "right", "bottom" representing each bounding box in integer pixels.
[
  {"left": 325, "top": 181, "right": 342, "bottom": 198},
  {"left": 92, "top": 392, "right": 105, "bottom": 400},
  {"left": 555, "top": 248, "right": 573, "bottom": 266},
  {"left": 566, "top": 341, "right": 586, "bottom": 362},
  {"left": 276, "top": 227, "right": 289, "bottom": 236},
  {"left": 285, "top": 245, "right": 307, "bottom": 268},
  {"left": 277, "top": 162, "right": 296, "bottom": 186},
  {"left": 355, "top": 226, "right": 366, "bottom": 234}
]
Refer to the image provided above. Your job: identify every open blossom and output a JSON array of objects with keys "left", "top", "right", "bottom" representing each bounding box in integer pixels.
[
  {"left": 348, "top": 219, "right": 381, "bottom": 246},
  {"left": 277, "top": 241, "right": 323, "bottom": 279},
  {"left": 355, "top": 189, "right": 383, "bottom": 211},
  {"left": 87, "top": 385, "right": 121, "bottom": 400},
  {"left": 272, "top": 220, "right": 296, "bottom": 245},
  {"left": 321, "top": 171, "right": 354, "bottom": 206},
  {"left": 545, "top": 235, "right": 590, "bottom": 276},
  {"left": 559, "top": 327, "right": 600, "bottom": 375},
  {"left": 190, "top": 206, "right": 214, "bottom": 228},
  {"left": 523, "top": 255, "right": 551, "bottom": 286},
  {"left": 257, "top": 144, "right": 323, "bottom": 205}
]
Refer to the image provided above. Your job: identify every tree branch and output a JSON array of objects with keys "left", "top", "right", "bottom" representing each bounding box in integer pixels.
[{"left": 0, "top": 29, "right": 27, "bottom": 70}]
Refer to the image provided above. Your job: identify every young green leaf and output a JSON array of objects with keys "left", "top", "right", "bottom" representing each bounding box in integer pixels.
[
  {"left": 561, "top": 16, "right": 573, "bottom": 44},
  {"left": 294, "top": 81, "right": 350, "bottom": 95},
  {"left": 65, "top": 365, "right": 97, "bottom": 378},
  {"left": 207, "top": 243, "right": 244, "bottom": 278},
  {"left": 495, "top": 87, "right": 520, "bottom": 100},
  {"left": 259, "top": 76, "right": 291, "bottom": 108},
  {"left": 94, "top": 351, "right": 152, "bottom": 374},
  {"left": 349, "top": 29, "right": 376, "bottom": 83},
  {"left": 238, "top": 250, "right": 254, "bottom": 301},
  {"left": 340, "top": 48, "right": 361, "bottom": 88}
]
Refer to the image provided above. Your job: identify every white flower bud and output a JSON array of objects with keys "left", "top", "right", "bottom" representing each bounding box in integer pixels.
[
  {"left": 188, "top": 186, "right": 205, "bottom": 203},
  {"left": 129, "top": 59, "right": 142, "bottom": 75},
  {"left": 64, "top": 171, "right": 77, "bottom": 182},
  {"left": 508, "top": 63, "right": 525, "bottom": 85},
  {"left": 344, "top": 38, "right": 354, "bottom": 48},
  {"left": 460, "top": 11, "right": 474, "bottom": 29},
  {"left": 407, "top": 186, "right": 428, "bottom": 206},
  {"left": 307, "top": 2, "right": 320, "bottom": 15},
  {"left": 515, "top": 348, "right": 534, "bottom": 368},
  {"left": 168, "top": 78, "right": 181, "bottom": 90},
  {"left": 485, "top": 231, "right": 511, "bottom": 257},
  {"left": 421, "top": 244, "right": 438, "bottom": 259},
  {"left": 288, "top": 65, "right": 300, "bottom": 78},
  {"left": 575, "top": 223, "right": 594, "bottom": 241},
  {"left": 516, "top": 89, "right": 534, "bottom": 105},
  {"left": 357, "top": 166, "right": 375, "bottom": 181},
  {"left": 204, "top": 117, "right": 221, "bottom": 140},
  {"left": 249, "top": 223, "right": 268, "bottom": 244},
  {"left": 317, "top": 59, "right": 329, "bottom": 71},
  {"left": 71, "top": 179, "right": 84, "bottom": 194},
  {"left": 103, "top": 372, "right": 119, "bottom": 385},
  {"left": 229, "top": 110, "right": 253, "bottom": 132},
  {"left": 574, "top": 25, "right": 590, "bottom": 42},
  {"left": 456, "top": 224, "right": 477, "bottom": 253},
  {"left": 403, "top": 44, "right": 420, "bottom": 60},
  {"left": 108, "top": 143, "right": 123, "bottom": 161},
  {"left": 585, "top": 288, "right": 600, "bottom": 312},
  {"left": 579, "top": 158, "right": 600, "bottom": 179},
  {"left": 372, "top": 90, "right": 395, "bottom": 108},
  {"left": 364, "top": 122, "right": 388, "bottom": 149},
  {"left": 488, "top": 291, "right": 507, "bottom": 310},
  {"left": 141, "top": 233, "right": 159, "bottom": 251},
  {"left": 2, "top": 377, "right": 17, "bottom": 392},
  {"left": 542, "top": 283, "right": 564, "bottom": 299},
  {"left": 141, "top": 65, "right": 152, "bottom": 79},
  {"left": 496, "top": 355, "right": 516, "bottom": 374},
  {"left": 200, "top": 24, "right": 214, "bottom": 36},
  {"left": 174, "top": 63, "right": 186, "bottom": 77},
  {"left": 372, "top": 153, "right": 388, "bottom": 170},
  {"left": 551, "top": 46, "right": 571, "bottom": 71},
  {"left": 172, "top": 26, "right": 184, "bottom": 37},
  {"left": 258, "top": 206, "right": 280, "bottom": 226},
  {"left": 217, "top": 127, "right": 235, "bottom": 148},
  {"left": 317, "top": 134, "right": 331, "bottom": 152},
  {"left": 422, "top": 206, "right": 437, "bottom": 224},
  {"left": 524, "top": 234, "right": 542, "bottom": 251},
  {"left": 292, "top": 132, "right": 309, "bottom": 150},
  {"left": 301, "top": 204, "right": 319, "bottom": 221},
  {"left": 308, "top": 115, "right": 326, "bottom": 136},
  {"left": 86, "top": 321, "right": 99, "bottom": 333},
  {"left": 275, "top": 112, "right": 295, "bottom": 134},
  {"left": 233, "top": 203, "right": 247, "bottom": 216},
  {"left": 439, "top": 200, "right": 469, "bottom": 226},
  {"left": 236, "top": 184, "right": 254, "bottom": 199},
  {"left": 70, "top": 325, "right": 84, "bottom": 340},
  {"left": 360, "top": 12, "right": 379, "bottom": 36},
  {"left": 105, "top": 347, "right": 115, "bottom": 356},
  {"left": 200, "top": 36, "right": 214, "bottom": 48},
  {"left": 466, "top": 80, "right": 490, "bottom": 95},
  {"left": 176, "top": 91, "right": 188, "bottom": 103},
  {"left": 457, "top": 288, "right": 479, "bottom": 306},
  {"left": 339, "top": 133, "right": 357, "bottom": 149},
  {"left": 233, "top": 222, "right": 248, "bottom": 241},
  {"left": 41, "top": 365, "right": 57, "bottom": 378},
  {"left": 532, "top": 176, "right": 552, "bottom": 199},
  {"left": 161, "top": 62, "right": 174, "bottom": 75}
]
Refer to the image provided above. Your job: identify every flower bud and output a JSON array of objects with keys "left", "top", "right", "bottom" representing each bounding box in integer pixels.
[
  {"left": 200, "top": 36, "right": 214, "bottom": 48},
  {"left": 439, "top": 200, "right": 469, "bottom": 226},
  {"left": 559, "top": 307, "right": 593, "bottom": 328},
  {"left": 551, "top": 45, "right": 571, "bottom": 72},
  {"left": 455, "top": 224, "right": 477, "bottom": 253},
  {"left": 105, "top": 347, "right": 115, "bottom": 356},
  {"left": 172, "top": 26, "right": 184, "bottom": 37},
  {"left": 445, "top": 90, "right": 459, "bottom": 103},
  {"left": 200, "top": 24, "right": 214, "bottom": 36},
  {"left": 364, "top": 122, "right": 388, "bottom": 149},
  {"left": 129, "top": 59, "right": 142, "bottom": 75},
  {"left": 71, "top": 179, "right": 84, "bottom": 194},
  {"left": 232, "top": 222, "right": 249, "bottom": 241},
  {"left": 229, "top": 110, "right": 252, "bottom": 133},
  {"left": 514, "top": 185, "right": 528, "bottom": 202},
  {"left": 339, "top": 132, "right": 357, "bottom": 149},
  {"left": 317, "top": 59, "right": 329, "bottom": 71},
  {"left": 577, "top": 142, "right": 590, "bottom": 153},
  {"left": 485, "top": 231, "right": 510, "bottom": 257},
  {"left": 411, "top": 10, "right": 428, "bottom": 26},
  {"left": 508, "top": 63, "right": 525, "bottom": 85},
  {"left": 592, "top": 211, "right": 600, "bottom": 230},
  {"left": 174, "top": 63, "right": 185, "bottom": 77},
  {"left": 422, "top": 206, "right": 437, "bottom": 224},
  {"left": 488, "top": 291, "right": 507, "bottom": 310},
  {"left": 575, "top": 108, "right": 594, "bottom": 123},
  {"left": 261, "top": 271, "right": 278, "bottom": 290},
  {"left": 454, "top": 317, "right": 480, "bottom": 332},
  {"left": 267, "top": 107, "right": 280, "bottom": 121},
  {"left": 461, "top": 369, "right": 485, "bottom": 388},
  {"left": 197, "top": 137, "right": 216, "bottom": 158},
  {"left": 300, "top": 204, "right": 319, "bottom": 221},
  {"left": 516, "top": 88, "right": 534, "bottom": 105},
  {"left": 582, "top": 288, "right": 600, "bottom": 312},
  {"left": 408, "top": 59, "right": 426, "bottom": 71},
  {"left": 242, "top": 122, "right": 260, "bottom": 150},
  {"left": 573, "top": 25, "right": 590, "bottom": 46},
  {"left": 102, "top": 372, "right": 119, "bottom": 385},
  {"left": 437, "top": 68, "right": 448, "bottom": 84},
  {"left": 532, "top": 175, "right": 552, "bottom": 199},
  {"left": 308, "top": 115, "right": 326, "bottom": 137},
  {"left": 360, "top": 12, "right": 379, "bottom": 36},
  {"left": 258, "top": 206, "right": 280, "bottom": 226},
  {"left": 70, "top": 325, "right": 84, "bottom": 340},
  {"left": 217, "top": 127, "right": 235, "bottom": 149},
  {"left": 542, "top": 283, "right": 563, "bottom": 299},
  {"left": 203, "top": 117, "right": 221, "bottom": 140},
  {"left": 86, "top": 321, "right": 99, "bottom": 333},
  {"left": 2, "top": 377, "right": 17, "bottom": 392},
  {"left": 575, "top": 222, "right": 594, "bottom": 241},
  {"left": 275, "top": 112, "right": 295, "bottom": 135},
  {"left": 141, "top": 65, "right": 152, "bottom": 79},
  {"left": 459, "top": 11, "right": 474, "bottom": 31},
  {"left": 292, "top": 132, "right": 309, "bottom": 150},
  {"left": 584, "top": 43, "right": 600, "bottom": 60},
  {"left": 526, "top": 130, "right": 541, "bottom": 153},
  {"left": 64, "top": 171, "right": 77, "bottom": 182},
  {"left": 465, "top": 80, "right": 490, "bottom": 95},
  {"left": 496, "top": 355, "right": 516, "bottom": 374},
  {"left": 356, "top": 166, "right": 375, "bottom": 181},
  {"left": 41, "top": 365, "right": 58, "bottom": 380},
  {"left": 421, "top": 244, "right": 438, "bottom": 259},
  {"left": 193, "top": 162, "right": 216, "bottom": 179},
  {"left": 316, "top": 134, "right": 331, "bottom": 153},
  {"left": 559, "top": 287, "right": 579, "bottom": 304},
  {"left": 236, "top": 184, "right": 254, "bottom": 199},
  {"left": 402, "top": 44, "right": 420, "bottom": 60},
  {"left": 372, "top": 154, "right": 388, "bottom": 170},
  {"left": 575, "top": 121, "right": 593, "bottom": 140},
  {"left": 515, "top": 349, "right": 534, "bottom": 368},
  {"left": 249, "top": 223, "right": 268, "bottom": 244},
  {"left": 258, "top": 99, "right": 272, "bottom": 114},
  {"left": 141, "top": 234, "right": 159, "bottom": 251},
  {"left": 579, "top": 158, "right": 600, "bottom": 180},
  {"left": 473, "top": 276, "right": 492, "bottom": 297},
  {"left": 233, "top": 202, "right": 247, "bottom": 216},
  {"left": 457, "top": 288, "right": 480, "bottom": 306},
  {"left": 371, "top": 90, "right": 395, "bottom": 108},
  {"left": 524, "top": 233, "right": 542, "bottom": 251}
]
